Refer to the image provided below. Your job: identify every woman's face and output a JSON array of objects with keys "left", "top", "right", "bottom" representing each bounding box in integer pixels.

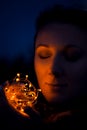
[{"left": 34, "top": 23, "right": 87, "bottom": 104}]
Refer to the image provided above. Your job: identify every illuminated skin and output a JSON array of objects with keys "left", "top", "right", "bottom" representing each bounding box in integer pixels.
[{"left": 34, "top": 23, "right": 87, "bottom": 105}]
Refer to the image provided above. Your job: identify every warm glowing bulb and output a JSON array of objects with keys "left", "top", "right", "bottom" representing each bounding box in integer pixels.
[
  {"left": 16, "top": 78, "right": 20, "bottom": 82},
  {"left": 21, "top": 108, "right": 24, "bottom": 112},
  {"left": 38, "top": 89, "right": 41, "bottom": 92},
  {"left": 17, "top": 73, "right": 20, "bottom": 77},
  {"left": 11, "top": 95, "right": 15, "bottom": 100},
  {"left": 29, "top": 83, "right": 32, "bottom": 87},
  {"left": 26, "top": 75, "right": 28, "bottom": 79}
]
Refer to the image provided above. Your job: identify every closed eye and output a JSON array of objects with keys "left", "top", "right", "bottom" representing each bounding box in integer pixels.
[
  {"left": 35, "top": 46, "right": 52, "bottom": 59},
  {"left": 63, "top": 46, "right": 84, "bottom": 62},
  {"left": 38, "top": 52, "right": 52, "bottom": 59}
]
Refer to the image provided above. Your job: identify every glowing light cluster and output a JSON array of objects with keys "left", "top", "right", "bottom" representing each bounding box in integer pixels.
[{"left": 4, "top": 73, "right": 41, "bottom": 117}]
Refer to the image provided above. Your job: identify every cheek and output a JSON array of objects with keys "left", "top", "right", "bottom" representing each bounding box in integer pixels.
[
  {"left": 65, "top": 60, "right": 87, "bottom": 94},
  {"left": 34, "top": 58, "right": 46, "bottom": 84},
  {"left": 65, "top": 59, "right": 87, "bottom": 80}
]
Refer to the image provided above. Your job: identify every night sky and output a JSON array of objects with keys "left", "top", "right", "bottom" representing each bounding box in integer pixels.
[{"left": 0, "top": 0, "right": 87, "bottom": 61}]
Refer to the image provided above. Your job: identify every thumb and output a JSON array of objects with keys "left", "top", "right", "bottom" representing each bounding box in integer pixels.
[{"left": 24, "top": 106, "right": 42, "bottom": 123}]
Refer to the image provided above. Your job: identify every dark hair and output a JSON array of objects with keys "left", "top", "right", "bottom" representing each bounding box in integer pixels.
[{"left": 34, "top": 4, "right": 87, "bottom": 43}]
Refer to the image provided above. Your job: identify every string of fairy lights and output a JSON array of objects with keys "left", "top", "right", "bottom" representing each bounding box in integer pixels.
[{"left": 4, "top": 73, "right": 41, "bottom": 117}]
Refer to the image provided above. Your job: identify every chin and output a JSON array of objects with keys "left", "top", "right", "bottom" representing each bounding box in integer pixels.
[{"left": 47, "top": 96, "right": 65, "bottom": 104}]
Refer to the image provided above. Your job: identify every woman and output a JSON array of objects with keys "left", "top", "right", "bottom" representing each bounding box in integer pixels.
[{"left": 0, "top": 5, "right": 87, "bottom": 129}]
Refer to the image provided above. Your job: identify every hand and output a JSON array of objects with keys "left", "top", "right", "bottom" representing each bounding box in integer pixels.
[
  {"left": 0, "top": 84, "right": 43, "bottom": 129},
  {"left": 24, "top": 105, "right": 42, "bottom": 124}
]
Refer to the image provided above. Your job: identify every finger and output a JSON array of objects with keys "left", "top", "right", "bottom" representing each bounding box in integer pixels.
[
  {"left": 24, "top": 107, "right": 41, "bottom": 122},
  {"left": 24, "top": 106, "right": 38, "bottom": 116}
]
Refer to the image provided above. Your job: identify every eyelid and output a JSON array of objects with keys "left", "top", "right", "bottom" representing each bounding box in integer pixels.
[
  {"left": 35, "top": 46, "right": 49, "bottom": 52},
  {"left": 36, "top": 47, "right": 52, "bottom": 59},
  {"left": 38, "top": 50, "right": 52, "bottom": 56},
  {"left": 63, "top": 48, "right": 84, "bottom": 62},
  {"left": 35, "top": 45, "right": 51, "bottom": 53},
  {"left": 63, "top": 45, "right": 84, "bottom": 54}
]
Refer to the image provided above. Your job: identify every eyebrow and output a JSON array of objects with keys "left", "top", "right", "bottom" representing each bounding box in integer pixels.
[
  {"left": 35, "top": 43, "right": 82, "bottom": 51},
  {"left": 65, "top": 44, "right": 79, "bottom": 48},
  {"left": 64, "top": 44, "right": 82, "bottom": 50}
]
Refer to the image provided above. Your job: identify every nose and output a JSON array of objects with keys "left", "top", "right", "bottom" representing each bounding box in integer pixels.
[{"left": 48, "top": 55, "right": 64, "bottom": 77}]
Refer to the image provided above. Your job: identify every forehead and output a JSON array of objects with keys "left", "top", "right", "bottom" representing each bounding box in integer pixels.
[{"left": 35, "top": 23, "right": 87, "bottom": 49}]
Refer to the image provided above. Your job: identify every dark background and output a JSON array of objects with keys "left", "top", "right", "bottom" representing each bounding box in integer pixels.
[{"left": 0, "top": 0, "right": 86, "bottom": 84}]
